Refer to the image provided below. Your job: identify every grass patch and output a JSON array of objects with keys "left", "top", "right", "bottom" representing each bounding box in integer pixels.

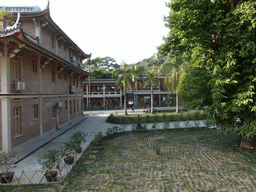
[{"left": 2, "top": 129, "right": 256, "bottom": 191}]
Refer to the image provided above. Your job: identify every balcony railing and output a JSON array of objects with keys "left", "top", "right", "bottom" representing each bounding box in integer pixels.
[{"left": 84, "top": 91, "right": 121, "bottom": 96}]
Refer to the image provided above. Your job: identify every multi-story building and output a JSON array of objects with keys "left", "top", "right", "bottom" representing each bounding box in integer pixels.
[
  {"left": 0, "top": 4, "right": 91, "bottom": 151},
  {"left": 83, "top": 79, "right": 122, "bottom": 110},
  {"left": 83, "top": 76, "right": 177, "bottom": 110}
]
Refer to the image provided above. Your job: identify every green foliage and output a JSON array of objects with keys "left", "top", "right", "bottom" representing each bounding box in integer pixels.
[
  {"left": 60, "top": 139, "right": 77, "bottom": 157},
  {"left": 38, "top": 149, "right": 62, "bottom": 171},
  {"left": 84, "top": 56, "right": 119, "bottom": 71},
  {"left": 94, "top": 132, "right": 104, "bottom": 143},
  {"left": 178, "top": 68, "right": 211, "bottom": 110},
  {"left": 153, "top": 114, "right": 159, "bottom": 129},
  {"left": 145, "top": 114, "right": 151, "bottom": 123},
  {"left": 0, "top": 151, "right": 16, "bottom": 173},
  {"left": 106, "top": 113, "right": 115, "bottom": 123},
  {"left": 0, "top": 10, "right": 13, "bottom": 21},
  {"left": 70, "top": 131, "right": 87, "bottom": 152},
  {"left": 90, "top": 68, "right": 113, "bottom": 79},
  {"left": 113, "top": 64, "right": 144, "bottom": 115},
  {"left": 162, "top": 0, "right": 256, "bottom": 139},
  {"left": 144, "top": 69, "right": 159, "bottom": 114},
  {"left": 153, "top": 144, "right": 161, "bottom": 155}
]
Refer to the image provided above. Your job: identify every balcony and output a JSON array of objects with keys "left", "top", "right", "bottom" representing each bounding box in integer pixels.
[{"left": 83, "top": 91, "right": 121, "bottom": 98}]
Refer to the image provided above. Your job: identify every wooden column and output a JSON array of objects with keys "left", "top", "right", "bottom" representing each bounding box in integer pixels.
[{"left": 1, "top": 40, "right": 11, "bottom": 151}]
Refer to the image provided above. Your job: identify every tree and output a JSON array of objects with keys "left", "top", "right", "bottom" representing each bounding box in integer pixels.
[
  {"left": 177, "top": 64, "right": 212, "bottom": 110},
  {"left": 84, "top": 56, "right": 119, "bottom": 71},
  {"left": 113, "top": 64, "right": 136, "bottom": 115},
  {"left": 162, "top": 0, "right": 256, "bottom": 144},
  {"left": 0, "top": 10, "right": 13, "bottom": 20},
  {"left": 90, "top": 68, "right": 113, "bottom": 79},
  {"left": 144, "top": 69, "right": 159, "bottom": 114},
  {"left": 160, "top": 54, "right": 186, "bottom": 112},
  {"left": 0, "top": 10, "right": 13, "bottom": 29}
]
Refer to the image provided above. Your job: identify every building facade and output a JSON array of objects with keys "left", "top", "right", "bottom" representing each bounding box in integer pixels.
[
  {"left": 0, "top": 5, "right": 91, "bottom": 151},
  {"left": 83, "top": 76, "right": 177, "bottom": 110}
]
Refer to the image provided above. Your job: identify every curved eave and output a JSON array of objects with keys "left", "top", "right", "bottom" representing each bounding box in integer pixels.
[
  {"left": 13, "top": 8, "right": 90, "bottom": 59},
  {"left": 0, "top": 28, "right": 21, "bottom": 38},
  {"left": 0, "top": 28, "right": 91, "bottom": 77}
]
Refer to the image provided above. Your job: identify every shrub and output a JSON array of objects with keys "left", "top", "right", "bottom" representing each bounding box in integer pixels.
[
  {"left": 94, "top": 131, "right": 104, "bottom": 143},
  {"left": 106, "top": 113, "right": 115, "bottom": 123},
  {"left": 169, "top": 115, "right": 175, "bottom": 121},
  {"left": 186, "top": 112, "right": 192, "bottom": 120},
  {"left": 145, "top": 115, "right": 151, "bottom": 123}
]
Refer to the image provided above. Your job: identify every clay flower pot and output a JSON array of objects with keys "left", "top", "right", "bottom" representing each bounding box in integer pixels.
[
  {"left": 64, "top": 156, "right": 74, "bottom": 164},
  {"left": 45, "top": 171, "right": 58, "bottom": 182},
  {"left": 0, "top": 172, "right": 14, "bottom": 183}
]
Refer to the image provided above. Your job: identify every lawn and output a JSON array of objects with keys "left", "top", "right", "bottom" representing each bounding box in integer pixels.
[{"left": 1, "top": 128, "right": 256, "bottom": 191}]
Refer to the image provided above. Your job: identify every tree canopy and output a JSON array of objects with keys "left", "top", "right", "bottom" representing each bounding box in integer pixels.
[
  {"left": 84, "top": 56, "right": 120, "bottom": 71},
  {"left": 161, "top": 0, "right": 256, "bottom": 140},
  {"left": 113, "top": 64, "right": 139, "bottom": 115}
]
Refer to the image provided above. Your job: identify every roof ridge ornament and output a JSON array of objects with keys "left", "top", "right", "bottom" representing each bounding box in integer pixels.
[
  {"left": 5, "top": 12, "right": 21, "bottom": 31},
  {"left": 47, "top": 0, "right": 50, "bottom": 10}
]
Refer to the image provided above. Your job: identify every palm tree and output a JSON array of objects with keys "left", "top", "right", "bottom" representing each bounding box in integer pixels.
[
  {"left": 113, "top": 64, "right": 140, "bottom": 115},
  {"left": 160, "top": 55, "right": 185, "bottom": 113},
  {"left": 144, "top": 69, "right": 159, "bottom": 114}
]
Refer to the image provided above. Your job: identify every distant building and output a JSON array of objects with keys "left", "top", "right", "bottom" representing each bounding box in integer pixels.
[
  {"left": 0, "top": 4, "right": 91, "bottom": 151},
  {"left": 83, "top": 76, "right": 176, "bottom": 110},
  {"left": 0, "top": 6, "right": 41, "bottom": 13}
]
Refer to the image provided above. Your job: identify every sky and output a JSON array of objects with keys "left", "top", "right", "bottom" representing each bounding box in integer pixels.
[{"left": 2, "top": 0, "right": 170, "bottom": 64}]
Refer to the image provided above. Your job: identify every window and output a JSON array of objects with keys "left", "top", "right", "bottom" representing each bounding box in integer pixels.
[
  {"left": 51, "top": 36, "right": 55, "bottom": 49},
  {"left": 65, "top": 101, "right": 68, "bottom": 110},
  {"left": 81, "top": 78, "right": 83, "bottom": 88},
  {"left": 70, "top": 100, "right": 72, "bottom": 115},
  {"left": 32, "top": 58, "right": 38, "bottom": 73},
  {"left": 64, "top": 71, "right": 68, "bottom": 80},
  {"left": 76, "top": 77, "right": 79, "bottom": 87},
  {"left": 51, "top": 67, "right": 55, "bottom": 82},
  {"left": 52, "top": 106, "right": 56, "bottom": 118},
  {"left": 12, "top": 54, "right": 21, "bottom": 80},
  {"left": 73, "top": 75, "right": 75, "bottom": 86},
  {"left": 81, "top": 99, "right": 83, "bottom": 111},
  {"left": 33, "top": 105, "right": 38, "bottom": 119},
  {"left": 64, "top": 43, "right": 67, "bottom": 51},
  {"left": 73, "top": 100, "right": 76, "bottom": 113},
  {"left": 59, "top": 106, "right": 62, "bottom": 114},
  {"left": 69, "top": 76, "right": 72, "bottom": 87},
  {"left": 58, "top": 71, "right": 62, "bottom": 79},
  {"left": 14, "top": 107, "right": 21, "bottom": 136},
  {"left": 58, "top": 40, "right": 61, "bottom": 48}
]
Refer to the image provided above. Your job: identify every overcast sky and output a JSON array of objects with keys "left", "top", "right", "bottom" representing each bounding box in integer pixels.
[{"left": 2, "top": 0, "right": 170, "bottom": 64}]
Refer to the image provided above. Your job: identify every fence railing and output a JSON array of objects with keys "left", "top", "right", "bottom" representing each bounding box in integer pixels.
[{"left": 84, "top": 92, "right": 121, "bottom": 96}]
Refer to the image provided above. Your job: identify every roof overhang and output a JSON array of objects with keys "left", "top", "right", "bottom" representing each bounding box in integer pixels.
[
  {"left": 12, "top": 4, "right": 91, "bottom": 60},
  {"left": 0, "top": 27, "right": 91, "bottom": 77}
]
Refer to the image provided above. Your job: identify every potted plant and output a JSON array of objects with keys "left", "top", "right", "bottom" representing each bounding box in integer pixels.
[
  {"left": 0, "top": 151, "right": 16, "bottom": 183},
  {"left": 60, "top": 139, "right": 77, "bottom": 164},
  {"left": 70, "top": 131, "right": 87, "bottom": 153},
  {"left": 38, "top": 149, "right": 62, "bottom": 182}
]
